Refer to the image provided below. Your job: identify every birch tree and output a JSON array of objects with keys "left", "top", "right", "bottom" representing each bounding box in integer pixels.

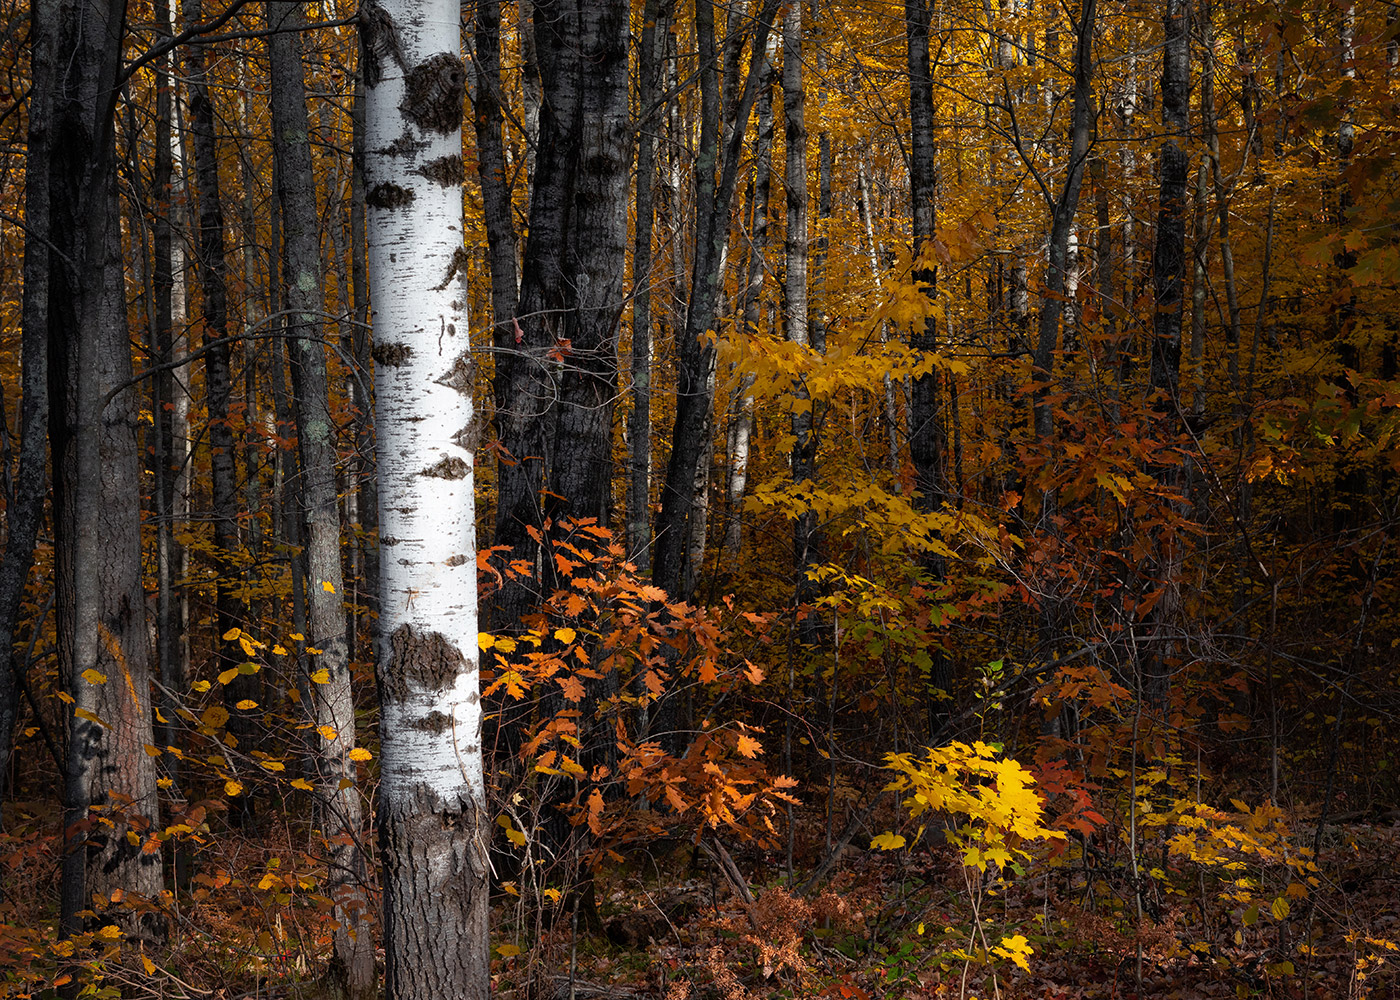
[{"left": 362, "top": 0, "right": 489, "bottom": 994}]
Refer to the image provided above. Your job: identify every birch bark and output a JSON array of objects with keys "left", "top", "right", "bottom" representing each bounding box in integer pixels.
[{"left": 362, "top": 1, "right": 489, "bottom": 994}]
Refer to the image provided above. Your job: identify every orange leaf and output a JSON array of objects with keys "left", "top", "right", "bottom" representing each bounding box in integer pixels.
[
  {"left": 557, "top": 675, "right": 586, "bottom": 702},
  {"left": 736, "top": 735, "right": 763, "bottom": 758}
]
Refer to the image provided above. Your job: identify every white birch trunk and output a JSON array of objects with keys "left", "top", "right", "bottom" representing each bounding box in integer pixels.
[{"left": 363, "top": 1, "right": 488, "bottom": 994}]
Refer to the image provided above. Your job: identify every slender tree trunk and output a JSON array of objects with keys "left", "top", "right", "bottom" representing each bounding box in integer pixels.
[
  {"left": 783, "top": 0, "right": 819, "bottom": 627},
  {"left": 183, "top": 0, "right": 250, "bottom": 790},
  {"left": 362, "top": 1, "right": 489, "bottom": 996},
  {"left": 724, "top": 30, "right": 778, "bottom": 554},
  {"left": 268, "top": 5, "right": 374, "bottom": 994},
  {"left": 1029, "top": 0, "right": 1096, "bottom": 443},
  {"left": 0, "top": 0, "right": 54, "bottom": 821},
  {"left": 470, "top": 0, "right": 520, "bottom": 413},
  {"left": 629, "top": 0, "right": 668, "bottom": 570},
  {"left": 49, "top": 0, "right": 162, "bottom": 933},
  {"left": 652, "top": 0, "right": 781, "bottom": 602},
  {"left": 349, "top": 51, "right": 378, "bottom": 622}
]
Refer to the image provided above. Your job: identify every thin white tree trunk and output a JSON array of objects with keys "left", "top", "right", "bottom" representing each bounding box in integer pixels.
[{"left": 363, "top": 2, "right": 488, "bottom": 995}]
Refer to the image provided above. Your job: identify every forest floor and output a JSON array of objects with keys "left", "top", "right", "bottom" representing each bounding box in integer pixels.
[{"left": 3, "top": 802, "right": 1400, "bottom": 998}]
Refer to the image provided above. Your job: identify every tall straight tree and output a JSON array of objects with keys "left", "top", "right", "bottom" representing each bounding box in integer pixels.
[
  {"left": 0, "top": 0, "right": 53, "bottom": 819},
  {"left": 267, "top": 3, "right": 373, "bottom": 994},
  {"left": 492, "top": 0, "right": 631, "bottom": 633},
  {"left": 651, "top": 0, "right": 781, "bottom": 602},
  {"left": 905, "top": 0, "right": 952, "bottom": 730},
  {"left": 46, "top": 0, "right": 162, "bottom": 932},
  {"left": 182, "top": 0, "right": 249, "bottom": 768},
  {"left": 361, "top": 0, "right": 488, "bottom": 995},
  {"left": 783, "top": 0, "right": 820, "bottom": 623}
]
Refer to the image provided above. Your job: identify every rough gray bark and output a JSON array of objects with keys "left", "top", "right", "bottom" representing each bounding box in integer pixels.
[
  {"left": 905, "top": 0, "right": 953, "bottom": 734},
  {"left": 48, "top": 0, "right": 162, "bottom": 933},
  {"left": 469, "top": 0, "right": 520, "bottom": 412},
  {"left": 0, "top": 0, "right": 53, "bottom": 820},
  {"left": 1149, "top": 0, "right": 1190, "bottom": 404},
  {"left": 493, "top": 0, "right": 632, "bottom": 631},
  {"left": 267, "top": 4, "right": 373, "bottom": 993},
  {"left": 182, "top": 0, "right": 251, "bottom": 783}
]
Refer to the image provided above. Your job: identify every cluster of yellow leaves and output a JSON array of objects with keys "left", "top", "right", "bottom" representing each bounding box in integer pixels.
[{"left": 872, "top": 741, "right": 1064, "bottom": 871}]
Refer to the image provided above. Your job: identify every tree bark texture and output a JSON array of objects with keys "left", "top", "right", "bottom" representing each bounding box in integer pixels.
[
  {"left": 48, "top": 0, "right": 162, "bottom": 932},
  {"left": 362, "top": 0, "right": 489, "bottom": 994},
  {"left": 267, "top": 4, "right": 373, "bottom": 994},
  {"left": 0, "top": 0, "right": 53, "bottom": 819},
  {"left": 183, "top": 0, "right": 250, "bottom": 770},
  {"left": 651, "top": 0, "right": 782, "bottom": 603}
]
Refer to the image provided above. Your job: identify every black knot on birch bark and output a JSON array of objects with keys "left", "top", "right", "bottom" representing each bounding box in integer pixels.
[
  {"left": 383, "top": 625, "right": 467, "bottom": 702},
  {"left": 413, "top": 154, "right": 465, "bottom": 187},
  {"left": 367, "top": 182, "right": 415, "bottom": 210},
  {"left": 452, "top": 410, "right": 490, "bottom": 452},
  {"left": 435, "top": 351, "right": 475, "bottom": 394},
  {"left": 401, "top": 53, "right": 466, "bottom": 134},
  {"left": 423, "top": 456, "right": 469, "bottom": 479},
  {"left": 372, "top": 341, "right": 413, "bottom": 366},
  {"left": 360, "top": 3, "right": 406, "bottom": 88}
]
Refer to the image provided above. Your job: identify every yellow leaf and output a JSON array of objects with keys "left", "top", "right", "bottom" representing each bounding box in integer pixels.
[
  {"left": 191, "top": 680, "right": 211, "bottom": 693},
  {"left": 478, "top": 632, "right": 496, "bottom": 651},
  {"left": 496, "top": 943, "right": 522, "bottom": 958},
  {"left": 201, "top": 705, "right": 230, "bottom": 728},
  {"left": 260, "top": 760, "right": 285, "bottom": 772},
  {"left": 494, "top": 637, "right": 517, "bottom": 653},
  {"left": 870, "top": 832, "right": 906, "bottom": 850},
  {"left": 306, "top": 647, "right": 324, "bottom": 655},
  {"left": 554, "top": 627, "right": 577, "bottom": 644},
  {"left": 225, "top": 780, "right": 244, "bottom": 797},
  {"left": 218, "top": 667, "right": 240, "bottom": 685},
  {"left": 349, "top": 747, "right": 372, "bottom": 761},
  {"left": 57, "top": 690, "right": 74, "bottom": 704},
  {"left": 96, "top": 925, "right": 121, "bottom": 941},
  {"left": 81, "top": 668, "right": 107, "bottom": 685},
  {"left": 311, "top": 669, "right": 330, "bottom": 684},
  {"left": 1271, "top": 897, "right": 1290, "bottom": 921},
  {"left": 322, "top": 581, "right": 336, "bottom": 593},
  {"left": 235, "top": 699, "right": 258, "bottom": 710},
  {"left": 289, "top": 633, "right": 305, "bottom": 641},
  {"left": 291, "top": 778, "right": 314, "bottom": 791},
  {"left": 543, "top": 888, "right": 562, "bottom": 904},
  {"left": 257, "top": 873, "right": 278, "bottom": 891},
  {"left": 238, "top": 636, "right": 256, "bottom": 657},
  {"left": 272, "top": 645, "right": 287, "bottom": 656},
  {"left": 222, "top": 627, "right": 242, "bottom": 641},
  {"left": 141, "top": 955, "right": 157, "bottom": 976},
  {"left": 142, "top": 744, "right": 162, "bottom": 757},
  {"left": 317, "top": 725, "right": 338, "bottom": 741}
]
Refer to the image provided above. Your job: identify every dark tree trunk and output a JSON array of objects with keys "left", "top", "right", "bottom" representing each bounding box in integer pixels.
[
  {"left": 267, "top": 4, "right": 374, "bottom": 993},
  {"left": 651, "top": 0, "right": 782, "bottom": 603},
  {"left": 628, "top": 0, "right": 668, "bottom": 570},
  {"left": 470, "top": 0, "right": 520, "bottom": 417},
  {"left": 182, "top": 0, "right": 250, "bottom": 785},
  {"left": 905, "top": 0, "right": 952, "bottom": 732},
  {"left": 0, "top": 0, "right": 54, "bottom": 821},
  {"left": 48, "top": 0, "right": 162, "bottom": 933}
]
